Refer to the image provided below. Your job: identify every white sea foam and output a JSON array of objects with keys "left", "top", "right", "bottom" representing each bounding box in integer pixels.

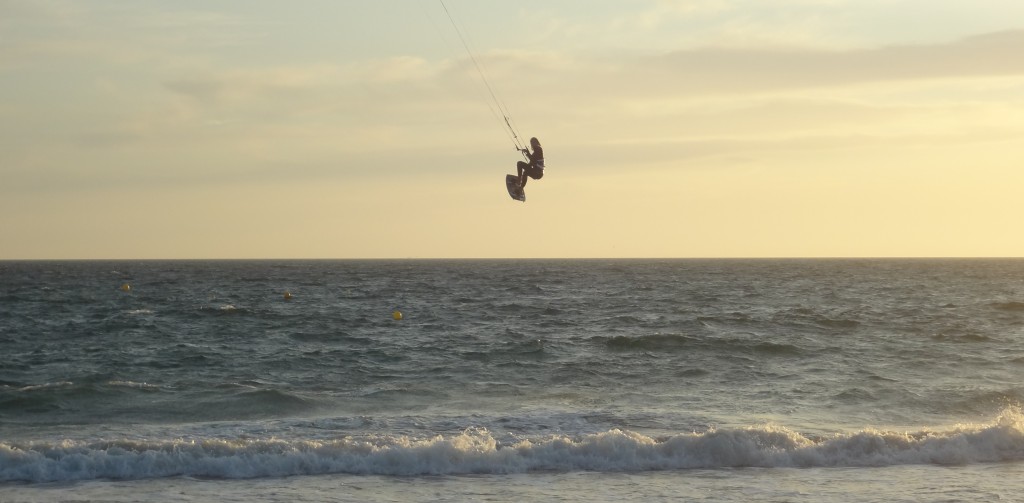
[
  {"left": 15, "top": 381, "right": 74, "bottom": 392},
  {"left": 3, "top": 410, "right": 1024, "bottom": 483},
  {"left": 106, "top": 380, "right": 159, "bottom": 390}
]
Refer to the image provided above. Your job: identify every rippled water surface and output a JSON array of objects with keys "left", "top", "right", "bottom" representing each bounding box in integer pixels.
[{"left": 3, "top": 259, "right": 1024, "bottom": 500}]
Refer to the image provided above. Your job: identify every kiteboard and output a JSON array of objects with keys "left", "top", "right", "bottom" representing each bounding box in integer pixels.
[{"left": 506, "top": 174, "right": 525, "bottom": 202}]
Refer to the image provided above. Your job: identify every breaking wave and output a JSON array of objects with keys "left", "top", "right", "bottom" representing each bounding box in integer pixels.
[{"left": 4, "top": 409, "right": 1024, "bottom": 483}]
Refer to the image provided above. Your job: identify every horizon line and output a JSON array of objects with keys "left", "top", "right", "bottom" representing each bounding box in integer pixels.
[{"left": 3, "top": 256, "right": 1023, "bottom": 262}]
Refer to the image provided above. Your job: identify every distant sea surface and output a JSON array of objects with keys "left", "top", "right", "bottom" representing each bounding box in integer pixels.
[{"left": 3, "top": 259, "right": 1024, "bottom": 502}]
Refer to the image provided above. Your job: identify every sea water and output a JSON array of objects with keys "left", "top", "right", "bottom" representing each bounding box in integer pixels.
[{"left": 2, "top": 259, "right": 1024, "bottom": 502}]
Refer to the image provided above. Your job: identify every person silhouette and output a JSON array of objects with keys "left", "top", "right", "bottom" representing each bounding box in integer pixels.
[{"left": 515, "top": 137, "right": 545, "bottom": 194}]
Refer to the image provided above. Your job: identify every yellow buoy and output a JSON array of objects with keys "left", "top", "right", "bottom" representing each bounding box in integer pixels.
[
  {"left": 392, "top": 310, "right": 403, "bottom": 321},
  {"left": 120, "top": 283, "right": 131, "bottom": 292},
  {"left": 284, "top": 291, "right": 293, "bottom": 300}
]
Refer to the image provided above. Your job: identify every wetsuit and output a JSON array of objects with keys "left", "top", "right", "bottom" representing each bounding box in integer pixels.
[{"left": 516, "top": 145, "right": 544, "bottom": 189}]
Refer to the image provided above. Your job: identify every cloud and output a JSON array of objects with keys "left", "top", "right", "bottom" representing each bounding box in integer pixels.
[
  {"left": 422, "top": 30, "right": 1024, "bottom": 117},
  {"left": 0, "top": 0, "right": 80, "bottom": 23},
  {"left": 5, "top": 15, "right": 1024, "bottom": 197},
  {"left": 628, "top": 0, "right": 734, "bottom": 30},
  {"left": 436, "top": 30, "right": 1024, "bottom": 175},
  {"left": 635, "top": 30, "right": 1024, "bottom": 95}
]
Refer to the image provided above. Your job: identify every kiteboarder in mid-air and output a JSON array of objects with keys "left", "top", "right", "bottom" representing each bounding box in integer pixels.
[
  {"left": 514, "top": 137, "right": 544, "bottom": 195},
  {"left": 437, "top": 0, "right": 542, "bottom": 202}
]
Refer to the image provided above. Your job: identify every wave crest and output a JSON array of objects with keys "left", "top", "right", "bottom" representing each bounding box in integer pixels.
[
  {"left": 4, "top": 409, "right": 1024, "bottom": 482},
  {"left": 599, "top": 334, "right": 802, "bottom": 356}
]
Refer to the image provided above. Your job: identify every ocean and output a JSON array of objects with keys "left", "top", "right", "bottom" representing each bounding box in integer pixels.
[{"left": 2, "top": 259, "right": 1024, "bottom": 502}]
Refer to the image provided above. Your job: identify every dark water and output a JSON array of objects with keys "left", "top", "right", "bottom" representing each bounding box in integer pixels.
[{"left": 3, "top": 259, "right": 1024, "bottom": 500}]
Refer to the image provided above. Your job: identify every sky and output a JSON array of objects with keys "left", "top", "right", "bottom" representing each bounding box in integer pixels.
[{"left": 2, "top": 0, "right": 1024, "bottom": 259}]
